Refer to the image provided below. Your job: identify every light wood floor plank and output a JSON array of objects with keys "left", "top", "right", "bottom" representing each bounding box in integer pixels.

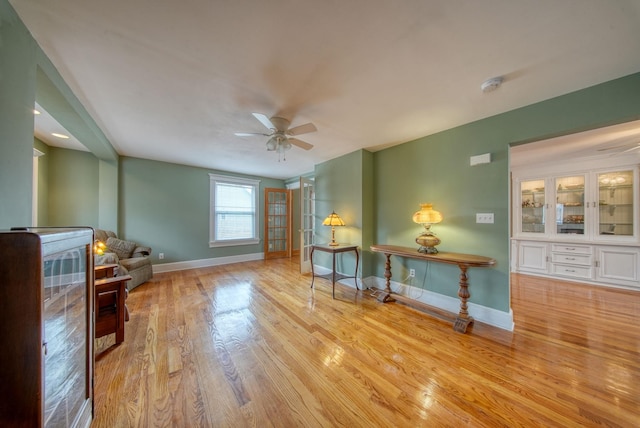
[{"left": 93, "top": 258, "right": 640, "bottom": 427}]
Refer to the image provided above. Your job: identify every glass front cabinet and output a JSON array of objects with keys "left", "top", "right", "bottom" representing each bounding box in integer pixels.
[
  {"left": 513, "top": 166, "right": 640, "bottom": 289},
  {"left": 515, "top": 167, "right": 638, "bottom": 242}
]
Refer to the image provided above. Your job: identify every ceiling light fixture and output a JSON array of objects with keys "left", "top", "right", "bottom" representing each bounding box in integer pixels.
[
  {"left": 266, "top": 133, "right": 292, "bottom": 161},
  {"left": 481, "top": 76, "right": 504, "bottom": 93},
  {"left": 33, "top": 109, "right": 41, "bottom": 115},
  {"left": 51, "top": 132, "right": 70, "bottom": 139}
]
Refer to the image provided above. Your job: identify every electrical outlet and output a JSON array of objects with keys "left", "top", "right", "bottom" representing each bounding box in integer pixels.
[
  {"left": 476, "top": 213, "right": 494, "bottom": 224},
  {"left": 409, "top": 269, "right": 415, "bottom": 278},
  {"left": 159, "top": 252, "right": 165, "bottom": 260}
]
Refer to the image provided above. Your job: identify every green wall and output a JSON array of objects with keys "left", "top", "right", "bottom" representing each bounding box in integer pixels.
[
  {"left": 0, "top": 3, "right": 38, "bottom": 227},
  {"left": 119, "top": 156, "right": 286, "bottom": 264},
  {"left": 314, "top": 150, "right": 374, "bottom": 278},
  {"left": 47, "top": 148, "right": 100, "bottom": 227}
]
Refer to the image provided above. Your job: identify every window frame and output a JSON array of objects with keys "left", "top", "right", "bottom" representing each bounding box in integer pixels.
[{"left": 209, "top": 173, "right": 261, "bottom": 248}]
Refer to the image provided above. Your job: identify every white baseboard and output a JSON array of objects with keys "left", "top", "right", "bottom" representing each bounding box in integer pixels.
[
  {"left": 152, "top": 252, "right": 264, "bottom": 273},
  {"left": 363, "top": 276, "right": 514, "bottom": 331}
]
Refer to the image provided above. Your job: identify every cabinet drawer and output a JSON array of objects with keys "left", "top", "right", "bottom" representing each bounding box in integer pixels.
[
  {"left": 551, "top": 253, "right": 592, "bottom": 266},
  {"left": 551, "top": 263, "right": 592, "bottom": 279},
  {"left": 551, "top": 244, "right": 592, "bottom": 255}
]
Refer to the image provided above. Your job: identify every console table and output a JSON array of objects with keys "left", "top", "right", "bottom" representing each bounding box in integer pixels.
[
  {"left": 370, "top": 244, "right": 496, "bottom": 333},
  {"left": 310, "top": 244, "right": 360, "bottom": 298}
]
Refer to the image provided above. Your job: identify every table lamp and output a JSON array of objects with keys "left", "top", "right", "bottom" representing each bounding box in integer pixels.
[
  {"left": 94, "top": 240, "right": 106, "bottom": 256},
  {"left": 412, "top": 203, "right": 442, "bottom": 253},
  {"left": 322, "top": 211, "right": 345, "bottom": 246}
]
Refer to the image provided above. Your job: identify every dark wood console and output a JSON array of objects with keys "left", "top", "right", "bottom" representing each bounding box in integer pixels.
[{"left": 370, "top": 244, "right": 496, "bottom": 333}]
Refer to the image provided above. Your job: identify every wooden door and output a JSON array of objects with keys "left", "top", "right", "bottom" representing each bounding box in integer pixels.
[{"left": 264, "top": 188, "right": 292, "bottom": 259}]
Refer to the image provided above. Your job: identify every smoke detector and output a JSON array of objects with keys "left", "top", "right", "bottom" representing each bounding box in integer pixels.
[{"left": 481, "top": 76, "right": 503, "bottom": 93}]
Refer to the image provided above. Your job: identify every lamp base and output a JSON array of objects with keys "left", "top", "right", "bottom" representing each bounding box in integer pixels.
[
  {"left": 416, "top": 233, "right": 440, "bottom": 254},
  {"left": 329, "top": 241, "right": 339, "bottom": 247}
]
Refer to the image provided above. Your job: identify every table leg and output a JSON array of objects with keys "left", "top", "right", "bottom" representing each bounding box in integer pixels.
[
  {"left": 453, "top": 265, "right": 474, "bottom": 333},
  {"left": 332, "top": 252, "right": 336, "bottom": 299},
  {"left": 115, "top": 281, "right": 126, "bottom": 343},
  {"left": 354, "top": 248, "right": 360, "bottom": 290},
  {"left": 377, "top": 253, "right": 396, "bottom": 303},
  {"left": 310, "top": 247, "right": 315, "bottom": 289}
]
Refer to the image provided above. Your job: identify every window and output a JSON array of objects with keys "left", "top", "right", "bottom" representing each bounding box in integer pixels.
[{"left": 209, "top": 174, "right": 261, "bottom": 247}]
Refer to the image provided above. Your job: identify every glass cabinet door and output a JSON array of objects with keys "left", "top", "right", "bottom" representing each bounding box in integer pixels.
[
  {"left": 554, "top": 175, "right": 586, "bottom": 236},
  {"left": 44, "top": 245, "right": 90, "bottom": 427},
  {"left": 597, "top": 170, "right": 634, "bottom": 237},
  {"left": 520, "top": 179, "right": 546, "bottom": 234}
]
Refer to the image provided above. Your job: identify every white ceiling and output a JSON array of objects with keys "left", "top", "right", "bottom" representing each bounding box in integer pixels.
[
  {"left": 12, "top": 0, "right": 640, "bottom": 179},
  {"left": 34, "top": 103, "right": 88, "bottom": 152},
  {"left": 511, "top": 119, "right": 640, "bottom": 169}
]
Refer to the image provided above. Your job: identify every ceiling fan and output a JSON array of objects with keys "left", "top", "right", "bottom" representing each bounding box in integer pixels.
[
  {"left": 596, "top": 138, "right": 640, "bottom": 154},
  {"left": 235, "top": 113, "right": 316, "bottom": 159}
]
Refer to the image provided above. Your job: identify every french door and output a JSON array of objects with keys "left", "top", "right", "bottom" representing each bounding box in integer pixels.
[
  {"left": 264, "top": 188, "right": 292, "bottom": 259},
  {"left": 299, "top": 177, "right": 315, "bottom": 273}
]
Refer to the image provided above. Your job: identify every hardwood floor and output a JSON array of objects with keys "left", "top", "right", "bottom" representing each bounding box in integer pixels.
[{"left": 92, "top": 259, "right": 640, "bottom": 427}]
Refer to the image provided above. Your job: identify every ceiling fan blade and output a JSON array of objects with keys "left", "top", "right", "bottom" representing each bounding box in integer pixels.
[
  {"left": 620, "top": 143, "right": 640, "bottom": 153},
  {"left": 252, "top": 113, "right": 276, "bottom": 131},
  {"left": 234, "top": 132, "right": 270, "bottom": 137},
  {"left": 289, "top": 138, "right": 313, "bottom": 151},
  {"left": 287, "top": 122, "right": 317, "bottom": 136}
]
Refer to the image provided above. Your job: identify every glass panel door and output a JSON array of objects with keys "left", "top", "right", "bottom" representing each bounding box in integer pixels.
[
  {"left": 555, "top": 175, "right": 586, "bottom": 236},
  {"left": 264, "top": 188, "right": 291, "bottom": 259},
  {"left": 520, "top": 179, "right": 546, "bottom": 234},
  {"left": 299, "top": 177, "right": 315, "bottom": 274},
  {"left": 597, "top": 170, "right": 634, "bottom": 237}
]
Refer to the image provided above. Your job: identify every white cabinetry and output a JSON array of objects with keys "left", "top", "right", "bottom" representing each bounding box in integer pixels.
[
  {"left": 512, "top": 165, "right": 639, "bottom": 290},
  {"left": 517, "top": 241, "right": 549, "bottom": 274},
  {"left": 595, "top": 246, "right": 640, "bottom": 286},
  {"left": 515, "top": 167, "right": 638, "bottom": 243},
  {"left": 513, "top": 240, "right": 639, "bottom": 289},
  {"left": 549, "top": 243, "right": 593, "bottom": 280}
]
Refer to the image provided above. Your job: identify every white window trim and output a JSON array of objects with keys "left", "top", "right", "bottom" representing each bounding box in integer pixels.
[{"left": 209, "top": 173, "right": 261, "bottom": 248}]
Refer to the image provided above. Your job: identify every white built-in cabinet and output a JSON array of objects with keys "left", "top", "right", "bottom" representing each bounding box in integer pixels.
[
  {"left": 516, "top": 167, "right": 638, "bottom": 241},
  {"left": 512, "top": 165, "right": 640, "bottom": 290}
]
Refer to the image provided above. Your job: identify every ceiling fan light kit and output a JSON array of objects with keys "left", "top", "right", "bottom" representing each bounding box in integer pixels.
[{"left": 235, "top": 112, "right": 316, "bottom": 161}]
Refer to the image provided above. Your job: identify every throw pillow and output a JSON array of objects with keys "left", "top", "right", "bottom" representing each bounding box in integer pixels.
[
  {"left": 95, "top": 253, "right": 119, "bottom": 265},
  {"left": 106, "top": 237, "right": 136, "bottom": 260}
]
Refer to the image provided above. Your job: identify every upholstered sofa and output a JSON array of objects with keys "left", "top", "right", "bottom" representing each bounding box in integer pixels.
[{"left": 94, "top": 229, "right": 153, "bottom": 290}]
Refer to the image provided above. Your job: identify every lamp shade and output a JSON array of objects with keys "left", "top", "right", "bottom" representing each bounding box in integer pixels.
[
  {"left": 322, "top": 211, "right": 345, "bottom": 227},
  {"left": 266, "top": 137, "right": 278, "bottom": 151},
  {"left": 412, "top": 203, "right": 442, "bottom": 225},
  {"left": 94, "top": 240, "right": 106, "bottom": 256},
  {"left": 323, "top": 211, "right": 345, "bottom": 246}
]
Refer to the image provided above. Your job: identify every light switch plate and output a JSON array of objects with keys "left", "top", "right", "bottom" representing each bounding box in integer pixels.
[{"left": 476, "top": 213, "right": 494, "bottom": 224}]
